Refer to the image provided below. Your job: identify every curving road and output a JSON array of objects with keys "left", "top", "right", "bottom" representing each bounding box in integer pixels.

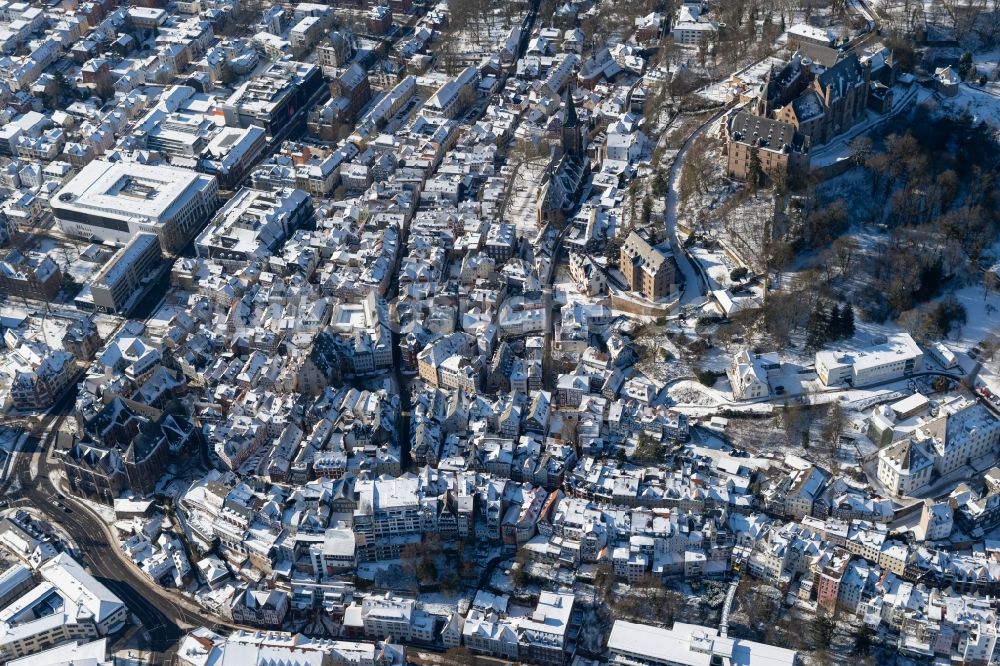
[
  {"left": 6, "top": 428, "right": 200, "bottom": 662},
  {"left": 3, "top": 388, "right": 245, "bottom": 663},
  {"left": 663, "top": 108, "right": 728, "bottom": 305},
  {"left": 660, "top": 0, "right": 881, "bottom": 307}
]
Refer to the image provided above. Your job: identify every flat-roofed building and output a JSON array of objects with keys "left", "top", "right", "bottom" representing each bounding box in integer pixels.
[
  {"left": 194, "top": 187, "right": 313, "bottom": 269},
  {"left": 52, "top": 160, "right": 219, "bottom": 254},
  {"left": 8, "top": 638, "right": 111, "bottom": 666},
  {"left": 289, "top": 16, "right": 324, "bottom": 54},
  {"left": 816, "top": 333, "right": 923, "bottom": 387},
  {"left": 0, "top": 554, "right": 127, "bottom": 662},
  {"left": 516, "top": 591, "right": 575, "bottom": 665},
  {"left": 786, "top": 22, "right": 834, "bottom": 48},
  {"left": 0, "top": 566, "right": 33, "bottom": 609},
  {"left": 199, "top": 126, "right": 268, "bottom": 190},
  {"left": 608, "top": 620, "right": 797, "bottom": 666},
  {"left": 309, "top": 527, "right": 357, "bottom": 576},
  {"left": 220, "top": 61, "right": 328, "bottom": 145},
  {"left": 87, "top": 233, "right": 163, "bottom": 314},
  {"left": 126, "top": 6, "right": 166, "bottom": 29}
]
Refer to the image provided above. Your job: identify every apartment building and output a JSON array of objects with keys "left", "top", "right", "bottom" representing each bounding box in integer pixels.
[
  {"left": 358, "top": 594, "right": 435, "bottom": 643},
  {"left": 517, "top": 592, "right": 575, "bottom": 665}
]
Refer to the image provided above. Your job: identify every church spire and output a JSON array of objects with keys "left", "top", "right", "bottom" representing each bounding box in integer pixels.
[
  {"left": 563, "top": 85, "right": 578, "bottom": 128},
  {"left": 561, "top": 86, "right": 583, "bottom": 158}
]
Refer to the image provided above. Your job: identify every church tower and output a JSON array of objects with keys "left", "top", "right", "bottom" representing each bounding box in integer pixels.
[{"left": 561, "top": 86, "right": 583, "bottom": 158}]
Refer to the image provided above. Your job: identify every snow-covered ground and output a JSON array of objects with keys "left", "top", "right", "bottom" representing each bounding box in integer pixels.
[
  {"left": 698, "top": 57, "right": 784, "bottom": 104},
  {"left": 503, "top": 159, "right": 547, "bottom": 236},
  {"left": 935, "top": 83, "right": 1000, "bottom": 129}
]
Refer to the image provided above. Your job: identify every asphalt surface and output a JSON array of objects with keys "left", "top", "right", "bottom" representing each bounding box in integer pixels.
[
  {"left": 1, "top": 387, "right": 230, "bottom": 663},
  {"left": 2, "top": 391, "right": 198, "bottom": 663}
]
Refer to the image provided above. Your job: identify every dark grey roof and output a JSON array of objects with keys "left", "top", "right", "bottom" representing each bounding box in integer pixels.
[
  {"left": 729, "top": 112, "right": 802, "bottom": 151},
  {"left": 817, "top": 52, "right": 865, "bottom": 99}
]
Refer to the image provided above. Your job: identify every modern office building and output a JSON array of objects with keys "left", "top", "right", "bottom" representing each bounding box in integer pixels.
[
  {"left": 52, "top": 160, "right": 218, "bottom": 254},
  {"left": 87, "top": 233, "right": 164, "bottom": 314},
  {"left": 607, "top": 620, "right": 797, "bottom": 666},
  {"left": 194, "top": 187, "right": 313, "bottom": 268},
  {"left": 219, "top": 61, "right": 328, "bottom": 145},
  {"left": 816, "top": 333, "right": 923, "bottom": 387}
]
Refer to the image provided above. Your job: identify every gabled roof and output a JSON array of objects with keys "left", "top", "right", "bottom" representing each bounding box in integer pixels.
[{"left": 816, "top": 52, "right": 865, "bottom": 99}]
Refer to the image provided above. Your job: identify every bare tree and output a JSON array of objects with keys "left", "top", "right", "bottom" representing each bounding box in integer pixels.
[
  {"left": 939, "top": 0, "right": 987, "bottom": 40},
  {"left": 832, "top": 236, "right": 859, "bottom": 276}
]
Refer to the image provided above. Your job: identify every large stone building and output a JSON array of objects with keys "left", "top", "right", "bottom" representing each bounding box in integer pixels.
[
  {"left": 724, "top": 112, "right": 811, "bottom": 183},
  {"left": 752, "top": 52, "right": 871, "bottom": 147},
  {"left": 538, "top": 88, "right": 590, "bottom": 227},
  {"left": 619, "top": 231, "right": 674, "bottom": 300},
  {"left": 725, "top": 51, "right": 873, "bottom": 183},
  {"left": 773, "top": 53, "right": 871, "bottom": 146},
  {"left": 877, "top": 397, "right": 1000, "bottom": 497},
  {"left": 0, "top": 250, "right": 61, "bottom": 300},
  {"left": 63, "top": 398, "right": 197, "bottom": 501}
]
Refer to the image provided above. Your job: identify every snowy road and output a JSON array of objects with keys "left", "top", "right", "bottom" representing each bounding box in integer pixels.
[{"left": 664, "top": 108, "right": 728, "bottom": 305}]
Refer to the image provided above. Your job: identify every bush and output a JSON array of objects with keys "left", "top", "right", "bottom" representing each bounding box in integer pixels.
[
  {"left": 916, "top": 297, "right": 968, "bottom": 339},
  {"left": 688, "top": 338, "right": 710, "bottom": 355},
  {"left": 730, "top": 266, "right": 749, "bottom": 281},
  {"left": 697, "top": 369, "right": 717, "bottom": 386}
]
